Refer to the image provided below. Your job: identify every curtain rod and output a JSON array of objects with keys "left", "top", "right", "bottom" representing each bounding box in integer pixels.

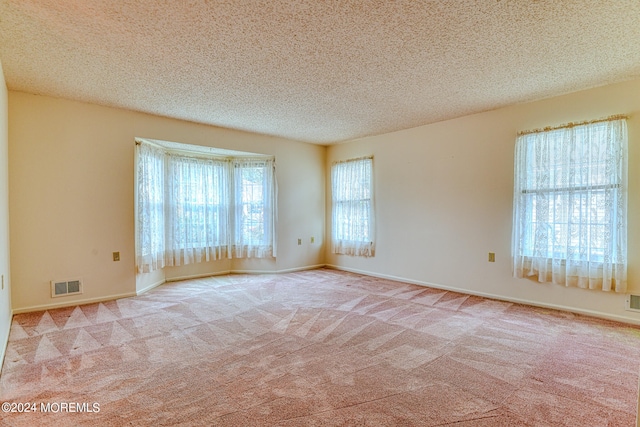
[
  {"left": 332, "top": 155, "right": 373, "bottom": 165},
  {"left": 136, "top": 138, "right": 274, "bottom": 162},
  {"left": 134, "top": 138, "right": 166, "bottom": 150},
  {"left": 517, "top": 114, "right": 628, "bottom": 136}
]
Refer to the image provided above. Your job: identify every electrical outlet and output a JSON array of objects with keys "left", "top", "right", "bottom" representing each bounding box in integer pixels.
[
  {"left": 297, "top": 239, "right": 302, "bottom": 246},
  {"left": 488, "top": 252, "right": 495, "bottom": 262},
  {"left": 113, "top": 252, "right": 120, "bottom": 261},
  {"left": 310, "top": 237, "right": 315, "bottom": 244}
]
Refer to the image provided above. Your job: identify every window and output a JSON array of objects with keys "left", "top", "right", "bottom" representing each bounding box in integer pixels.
[
  {"left": 512, "top": 117, "right": 627, "bottom": 292},
  {"left": 331, "top": 157, "right": 374, "bottom": 256},
  {"left": 136, "top": 140, "right": 276, "bottom": 273},
  {"left": 231, "top": 159, "right": 277, "bottom": 259},
  {"left": 166, "top": 155, "right": 229, "bottom": 254}
]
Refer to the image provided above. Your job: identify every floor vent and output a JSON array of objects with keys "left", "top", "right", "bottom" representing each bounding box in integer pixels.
[
  {"left": 51, "top": 279, "right": 83, "bottom": 298},
  {"left": 625, "top": 294, "right": 640, "bottom": 313}
]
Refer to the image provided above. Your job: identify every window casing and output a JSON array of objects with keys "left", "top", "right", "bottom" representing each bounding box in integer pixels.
[
  {"left": 331, "top": 157, "right": 374, "bottom": 257},
  {"left": 512, "top": 117, "right": 627, "bottom": 292}
]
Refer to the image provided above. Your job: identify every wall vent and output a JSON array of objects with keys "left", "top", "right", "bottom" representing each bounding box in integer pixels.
[
  {"left": 51, "top": 278, "right": 83, "bottom": 298},
  {"left": 625, "top": 294, "right": 640, "bottom": 313}
]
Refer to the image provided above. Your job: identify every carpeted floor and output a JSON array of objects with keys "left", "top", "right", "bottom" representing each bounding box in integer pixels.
[{"left": 1, "top": 268, "right": 639, "bottom": 426}]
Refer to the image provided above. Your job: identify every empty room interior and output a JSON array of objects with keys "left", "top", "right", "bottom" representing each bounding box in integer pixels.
[{"left": 1, "top": 1, "right": 640, "bottom": 425}]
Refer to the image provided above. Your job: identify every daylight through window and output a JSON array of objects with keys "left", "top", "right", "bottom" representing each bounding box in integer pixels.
[
  {"left": 331, "top": 156, "right": 375, "bottom": 257},
  {"left": 136, "top": 140, "right": 276, "bottom": 273},
  {"left": 511, "top": 117, "right": 627, "bottom": 292}
]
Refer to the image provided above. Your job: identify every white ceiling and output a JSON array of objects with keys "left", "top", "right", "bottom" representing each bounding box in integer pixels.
[{"left": 1, "top": 1, "right": 640, "bottom": 145}]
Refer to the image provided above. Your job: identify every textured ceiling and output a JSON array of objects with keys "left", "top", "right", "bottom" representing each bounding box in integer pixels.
[{"left": 1, "top": 1, "right": 640, "bottom": 144}]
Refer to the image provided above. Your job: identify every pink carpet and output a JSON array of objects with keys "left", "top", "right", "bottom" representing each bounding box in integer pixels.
[{"left": 1, "top": 268, "right": 639, "bottom": 426}]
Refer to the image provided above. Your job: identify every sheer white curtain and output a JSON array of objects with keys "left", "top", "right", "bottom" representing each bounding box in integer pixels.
[
  {"left": 232, "top": 158, "right": 277, "bottom": 259},
  {"left": 136, "top": 141, "right": 277, "bottom": 273},
  {"left": 165, "top": 155, "right": 230, "bottom": 266},
  {"left": 512, "top": 118, "right": 627, "bottom": 292},
  {"left": 332, "top": 157, "right": 374, "bottom": 257},
  {"left": 136, "top": 142, "right": 166, "bottom": 273}
]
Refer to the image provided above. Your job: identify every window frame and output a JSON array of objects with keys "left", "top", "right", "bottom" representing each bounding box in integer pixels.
[
  {"left": 331, "top": 156, "right": 375, "bottom": 257},
  {"left": 135, "top": 139, "right": 276, "bottom": 273},
  {"left": 511, "top": 117, "right": 627, "bottom": 292}
]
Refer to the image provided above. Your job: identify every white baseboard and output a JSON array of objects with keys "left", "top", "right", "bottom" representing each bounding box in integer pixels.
[
  {"left": 11, "top": 292, "right": 137, "bottom": 315},
  {"left": 326, "top": 264, "right": 640, "bottom": 326},
  {"left": 164, "top": 270, "right": 232, "bottom": 284},
  {"left": 136, "top": 278, "right": 170, "bottom": 295},
  {"left": 0, "top": 312, "right": 13, "bottom": 375},
  {"left": 230, "top": 264, "right": 327, "bottom": 275},
  {"left": 164, "top": 264, "right": 326, "bottom": 283}
]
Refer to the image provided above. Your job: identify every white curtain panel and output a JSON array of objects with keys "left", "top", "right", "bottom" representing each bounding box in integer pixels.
[
  {"left": 512, "top": 118, "right": 627, "bottom": 292},
  {"left": 136, "top": 141, "right": 276, "bottom": 273},
  {"left": 164, "top": 155, "right": 230, "bottom": 267},
  {"left": 232, "top": 158, "right": 277, "bottom": 259},
  {"left": 332, "top": 157, "right": 375, "bottom": 257},
  {"left": 136, "top": 142, "right": 166, "bottom": 273}
]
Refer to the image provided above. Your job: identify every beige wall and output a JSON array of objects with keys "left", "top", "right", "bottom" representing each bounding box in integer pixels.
[
  {"left": 4, "top": 76, "right": 640, "bottom": 418},
  {"left": 0, "top": 60, "right": 11, "bottom": 367},
  {"left": 8, "top": 92, "right": 325, "bottom": 311},
  {"left": 327, "top": 78, "right": 640, "bottom": 324},
  {"left": 7, "top": 79, "right": 640, "bottom": 325}
]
